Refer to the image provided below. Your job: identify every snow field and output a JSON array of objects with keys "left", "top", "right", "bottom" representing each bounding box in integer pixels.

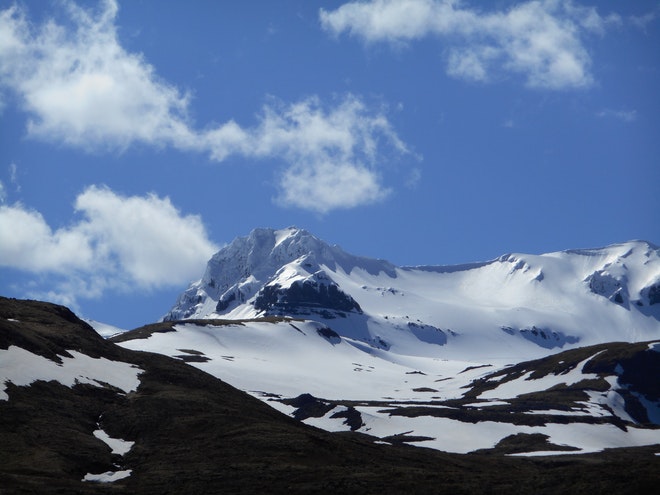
[
  {"left": 302, "top": 406, "right": 660, "bottom": 455},
  {"left": 118, "top": 321, "right": 499, "bottom": 402},
  {"left": 118, "top": 320, "right": 660, "bottom": 455}
]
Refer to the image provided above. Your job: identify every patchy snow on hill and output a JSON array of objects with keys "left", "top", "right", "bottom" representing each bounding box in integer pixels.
[
  {"left": 0, "top": 346, "right": 142, "bottom": 400},
  {"left": 117, "top": 318, "right": 660, "bottom": 455}
]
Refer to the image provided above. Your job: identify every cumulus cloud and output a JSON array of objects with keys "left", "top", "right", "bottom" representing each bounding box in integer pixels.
[
  {"left": 320, "top": 0, "right": 621, "bottom": 89},
  {"left": 0, "top": 204, "right": 95, "bottom": 273},
  {"left": 278, "top": 160, "right": 388, "bottom": 212},
  {"left": 0, "top": 0, "right": 410, "bottom": 212},
  {"left": 0, "top": 1, "right": 196, "bottom": 150},
  {"left": 204, "top": 95, "right": 408, "bottom": 213},
  {"left": 0, "top": 186, "right": 218, "bottom": 303}
]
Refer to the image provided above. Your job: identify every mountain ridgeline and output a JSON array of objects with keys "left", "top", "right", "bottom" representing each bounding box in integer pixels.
[
  {"left": 165, "top": 227, "right": 660, "bottom": 358},
  {"left": 165, "top": 227, "right": 387, "bottom": 321}
]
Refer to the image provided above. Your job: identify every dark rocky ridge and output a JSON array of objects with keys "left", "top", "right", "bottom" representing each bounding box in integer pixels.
[
  {"left": 254, "top": 278, "right": 363, "bottom": 318},
  {"left": 164, "top": 227, "right": 396, "bottom": 321}
]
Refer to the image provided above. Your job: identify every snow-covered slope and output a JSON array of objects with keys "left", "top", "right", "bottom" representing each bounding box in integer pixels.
[
  {"left": 116, "top": 319, "right": 660, "bottom": 454},
  {"left": 118, "top": 228, "right": 660, "bottom": 455},
  {"left": 84, "top": 319, "right": 127, "bottom": 338},
  {"left": 165, "top": 227, "right": 660, "bottom": 360}
]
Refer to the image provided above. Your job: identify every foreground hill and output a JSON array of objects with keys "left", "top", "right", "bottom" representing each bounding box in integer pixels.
[{"left": 3, "top": 297, "right": 660, "bottom": 493}]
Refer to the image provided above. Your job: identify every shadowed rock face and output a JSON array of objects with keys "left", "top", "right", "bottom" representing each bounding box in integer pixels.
[
  {"left": 501, "top": 326, "right": 580, "bottom": 350},
  {"left": 646, "top": 283, "right": 660, "bottom": 306},
  {"left": 254, "top": 279, "right": 362, "bottom": 318}
]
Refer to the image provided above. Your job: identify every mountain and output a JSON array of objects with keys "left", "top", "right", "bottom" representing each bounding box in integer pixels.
[
  {"left": 3, "top": 229, "right": 659, "bottom": 491},
  {"left": 114, "top": 317, "right": 660, "bottom": 455},
  {"left": 164, "top": 227, "right": 660, "bottom": 359},
  {"left": 84, "top": 318, "right": 127, "bottom": 338},
  {"left": 5, "top": 297, "right": 660, "bottom": 493},
  {"left": 107, "top": 228, "right": 660, "bottom": 455},
  {"left": 164, "top": 227, "right": 395, "bottom": 321}
]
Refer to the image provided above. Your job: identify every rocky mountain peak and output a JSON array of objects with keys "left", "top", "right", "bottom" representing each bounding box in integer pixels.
[
  {"left": 164, "top": 232, "right": 659, "bottom": 352},
  {"left": 163, "top": 227, "right": 393, "bottom": 321}
]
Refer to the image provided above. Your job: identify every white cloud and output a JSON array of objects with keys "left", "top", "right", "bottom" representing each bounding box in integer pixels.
[
  {"left": 596, "top": 109, "right": 637, "bottom": 123},
  {"left": 0, "top": 1, "right": 411, "bottom": 212},
  {"left": 204, "top": 95, "right": 408, "bottom": 213},
  {"left": 405, "top": 167, "right": 422, "bottom": 188},
  {"left": 446, "top": 46, "right": 497, "bottom": 83},
  {"left": 0, "top": 186, "right": 218, "bottom": 303},
  {"left": 628, "top": 9, "right": 658, "bottom": 32},
  {"left": 277, "top": 160, "right": 389, "bottom": 212},
  {"left": 8, "top": 162, "right": 20, "bottom": 193},
  {"left": 0, "top": 180, "right": 6, "bottom": 203},
  {"left": 320, "top": 0, "right": 620, "bottom": 89},
  {"left": 0, "top": 203, "right": 95, "bottom": 272},
  {"left": 73, "top": 186, "right": 219, "bottom": 287},
  {"left": 0, "top": 1, "right": 196, "bottom": 151}
]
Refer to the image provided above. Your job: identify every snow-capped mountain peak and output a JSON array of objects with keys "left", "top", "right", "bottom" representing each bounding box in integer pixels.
[
  {"left": 164, "top": 227, "right": 394, "bottom": 321},
  {"left": 165, "top": 231, "right": 659, "bottom": 359},
  {"left": 124, "top": 236, "right": 660, "bottom": 459}
]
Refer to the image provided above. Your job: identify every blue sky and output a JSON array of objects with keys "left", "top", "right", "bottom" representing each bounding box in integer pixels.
[{"left": 1, "top": 0, "right": 658, "bottom": 328}]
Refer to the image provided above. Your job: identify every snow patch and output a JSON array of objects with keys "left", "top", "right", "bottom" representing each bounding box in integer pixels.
[
  {"left": 478, "top": 352, "right": 603, "bottom": 400},
  {"left": 93, "top": 429, "right": 134, "bottom": 456},
  {"left": 83, "top": 422, "right": 135, "bottom": 483},
  {"left": 463, "top": 401, "right": 509, "bottom": 408},
  {"left": 85, "top": 319, "right": 127, "bottom": 338},
  {"left": 83, "top": 470, "right": 132, "bottom": 483},
  {"left": 0, "top": 346, "right": 142, "bottom": 400}
]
